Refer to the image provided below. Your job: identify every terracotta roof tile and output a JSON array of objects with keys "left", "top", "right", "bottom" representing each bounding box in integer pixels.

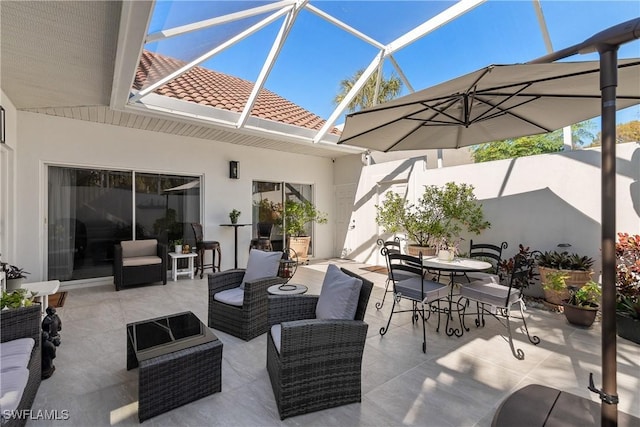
[{"left": 134, "top": 51, "right": 340, "bottom": 135}]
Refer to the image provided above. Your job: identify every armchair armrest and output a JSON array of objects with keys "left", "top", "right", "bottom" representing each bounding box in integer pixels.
[
  {"left": 156, "top": 243, "right": 168, "bottom": 264},
  {"left": 279, "top": 319, "right": 369, "bottom": 358},
  {"left": 0, "top": 305, "right": 41, "bottom": 344},
  {"left": 268, "top": 294, "right": 319, "bottom": 326},
  {"left": 208, "top": 270, "right": 245, "bottom": 294},
  {"left": 244, "top": 276, "right": 285, "bottom": 309}
]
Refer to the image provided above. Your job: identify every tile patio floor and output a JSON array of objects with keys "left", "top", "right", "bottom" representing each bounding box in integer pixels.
[{"left": 28, "top": 258, "right": 639, "bottom": 426}]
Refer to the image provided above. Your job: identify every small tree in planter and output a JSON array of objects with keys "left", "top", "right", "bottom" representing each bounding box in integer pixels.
[
  {"left": 616, "top": 232, "right": 640, "bottom": 343},
  {"left": 283, "top": 200, "right": 327, "bottom": 263},
  {"left": 375, "top": 182, "right": 489, "bottom": 257}
]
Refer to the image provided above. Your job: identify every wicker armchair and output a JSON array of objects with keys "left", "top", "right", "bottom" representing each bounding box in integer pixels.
[
  {"left": 208, "top": 270, "right": 285, "bottom": 341},
  {"left": 113, "top": 239, "right": 167, "bottom": 291},
  {"left": 266, "top": 268, "right": 373, "bottom": 419}
]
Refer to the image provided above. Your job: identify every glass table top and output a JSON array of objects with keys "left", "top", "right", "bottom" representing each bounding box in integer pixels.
[{"left": 127, "top": 311, "right": 217, "bottom": 362}]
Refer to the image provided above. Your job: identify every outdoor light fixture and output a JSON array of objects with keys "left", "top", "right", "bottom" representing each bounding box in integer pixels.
[{"left": 229, "top": 161, "right": 239, "bottom": 179}]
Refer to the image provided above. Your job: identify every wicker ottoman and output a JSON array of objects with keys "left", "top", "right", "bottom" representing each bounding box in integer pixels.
[{"left": 126, "top": 312, "right": 223, "bottom": 422}]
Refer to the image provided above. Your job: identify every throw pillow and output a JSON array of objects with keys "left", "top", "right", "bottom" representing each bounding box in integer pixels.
[
  {"left": 315, "top": 264, "right": 362, "bottom": 320},
  {"left": 240, "top": 249, "right": 283, "bottom": 289}
]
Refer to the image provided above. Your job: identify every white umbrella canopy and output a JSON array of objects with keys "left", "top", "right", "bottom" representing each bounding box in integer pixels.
[{"left": 338, "top": 59, "right": 640, "bottom": 151}]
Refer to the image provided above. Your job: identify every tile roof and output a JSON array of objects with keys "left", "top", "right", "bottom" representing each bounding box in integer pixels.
[{"left": 134, "top": 50, "right": 339, "bottom": 135}]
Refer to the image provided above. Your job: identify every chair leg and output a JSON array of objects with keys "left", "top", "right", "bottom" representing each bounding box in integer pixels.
[
  {"left": 379, "top": 293, "right": 399, "bottom": 336},
  {"left": 518, "top": 300, "right": 541, "bottom": 345},
  {"left": 503, "top": 308, "right": 525, "bottom": 360},
  {"left": 376, "top": 278, "right": 391, "bottom": 310},
  {"left": 421, "top": 302, "right": 427, "bottom": 353}
]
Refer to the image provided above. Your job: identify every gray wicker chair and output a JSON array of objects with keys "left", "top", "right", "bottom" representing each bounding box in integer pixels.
[
  {"left": 208, "top": 270, "right": 285, "bottom": 341},
  {"left": 266, "top": 268, "right": 373, "bottom": 419}
]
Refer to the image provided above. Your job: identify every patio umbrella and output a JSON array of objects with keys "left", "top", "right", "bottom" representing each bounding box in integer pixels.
[
  {"left": 337, "top": 59, "right": 640, "bottom": 152},
  {"left": 338, "top": 17, "right": 640, "bottom": 427}
]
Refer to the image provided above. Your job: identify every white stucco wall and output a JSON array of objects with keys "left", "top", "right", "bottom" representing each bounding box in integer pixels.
[
  {"left": 14, "top": 111, "right": 335, "bottom": 284},
  {"left": 335, "top": 142, "right": 640, "bottom": 289}
]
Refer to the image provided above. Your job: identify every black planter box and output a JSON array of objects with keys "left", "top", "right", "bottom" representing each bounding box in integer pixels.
[{"left": 616, "top": 312, "right": 640, "bottom": 344}]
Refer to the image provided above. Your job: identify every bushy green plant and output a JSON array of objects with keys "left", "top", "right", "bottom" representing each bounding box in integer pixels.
[
  {"left": 1, "top": 289, "right": 36, "bottom": 309},
  {"left": 283, "top": 200, "right": 327, "bottom": 237},
  {"left": 542, "top": 270, "right": 569, "bottom": 291},
  {"left": 616, "top": 232, "right": 640, "bottom": 317},
  {"left": 375, "top": 182, "right": 490, "bottom": 247},
  {"left": 536, "top": 250, "right": 594, "bottom": 271},
  {"left": 567, "top": 280, "right": 601, "bottom": 307}
]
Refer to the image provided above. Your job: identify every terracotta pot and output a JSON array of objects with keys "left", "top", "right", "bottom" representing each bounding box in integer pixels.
[
  {"left": 562, "top": 301, "right": 599, "bottom": 327},
  {"left": 407, "top": 245, "right": 436, "bottom": 257},
  {"left": 539, "top": 266, "right": 593, "bottom": 305},
  {"left": 616, "top": 312, "right": 640, "bottom": 344}
]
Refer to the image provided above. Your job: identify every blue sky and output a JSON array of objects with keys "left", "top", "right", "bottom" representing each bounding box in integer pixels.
[{"left": 147, "top": 1, "right": 640, "bottom": 127}]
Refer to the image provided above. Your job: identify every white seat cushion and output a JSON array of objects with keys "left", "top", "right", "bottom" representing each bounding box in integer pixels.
[
  {"left": 240, "top": 249, "right": 283, "bottom": 290},
  {"left": 0, "top": 338, "right": 34, "bottom": 357},
  {"left": 0, "top": 367, "right": 29, "bottom": 419},
  {"left": 270, "top": 324, "right": 282, "bottom": 354},
  {"left": 122, "top": 256, "right": 162, "bottom": 267},
  {"left": 460, "top": 280, "right": 520, "bottom": 307},
  {"left": 315, "top": 264, "right": 362, "bottom": 320},
  {"left": 395, "top": 276, "right": 449, "bottom": 303},
  {"left": 213, "top": 287, "right": 244, "bottom": 306}
]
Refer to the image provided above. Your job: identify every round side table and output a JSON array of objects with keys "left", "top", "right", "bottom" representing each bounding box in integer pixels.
[{"left": 267, "top": 284, "right": 308, "bottom": 295}]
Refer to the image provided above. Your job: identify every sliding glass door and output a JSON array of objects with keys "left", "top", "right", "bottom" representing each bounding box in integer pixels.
[
  {"left": 251, "top": 181, "right": 315, "bottom": 255},
  {"left": 47, "top": 166, "right": 199, "bottom": 282}
]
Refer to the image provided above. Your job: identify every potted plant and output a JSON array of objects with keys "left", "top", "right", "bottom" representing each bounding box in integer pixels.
[
  {"left": 1, "top": 261, "right": 30, "bottom": 291},
  {"left": 1, "top": 288, "right": 36, "bottom": 309},
  {"left": 283, "top": 199, "right": 327, "bottom": 263},
  {"left": 615, "top": 232, "right": 640, "bottom": 344},
  {"left": 536, "top": 250, "right": 594, "bottom": 306},
  {"left": 170, "top": 239, "right": 183, "bottom": 254},
  {"left": 562, "top": 280, "right": 601, "bottom": 327},
  {"left": 541, "top": 270, "right": 570, "bottom": 306},
  {"left": 229, "top": 209, "right": 241, "bottom": 224},
  {"left": 375, "top": 182, "right": 490, "bottom": 257}
]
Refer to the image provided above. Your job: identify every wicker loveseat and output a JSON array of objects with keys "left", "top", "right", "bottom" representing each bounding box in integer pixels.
[
  {"left": 0, "top": 305, "right": 42, "bottom": 427},
  {"left": 113, "top": 239, "right": 167, "bottom": 291}
]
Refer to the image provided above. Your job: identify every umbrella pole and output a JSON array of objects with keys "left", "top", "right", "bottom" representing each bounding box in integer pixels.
[{"left": 598, "top": 46, "right": 619, "bottom": 427}]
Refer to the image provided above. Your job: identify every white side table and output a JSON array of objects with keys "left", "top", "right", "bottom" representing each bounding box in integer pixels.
[
  {"left": 267, "top": 283, "right": 308, "bottom": 295},
  {"left": 169, "top": 252, "right": 198, "bottom": 281},
  {"left": 20, "top": 280, "right": 61, "bottom": 316}
]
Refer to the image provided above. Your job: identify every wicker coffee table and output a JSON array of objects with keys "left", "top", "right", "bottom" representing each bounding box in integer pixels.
[{"left": 126, "top": 311, "right": 223, "bottom": 422}]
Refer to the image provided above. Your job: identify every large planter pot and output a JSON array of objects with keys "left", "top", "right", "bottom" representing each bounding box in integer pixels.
[
  {"left": 407, "top": 244, "right": 436, "bottom": 257},
  {"left": 288, "top": 236, "right": 310, "bottom": 264},
  {"left": 616, "top": 312, "right": 640, "bottom": 344},
  {"left": 539, "top": 266, "right": 593, "bottom": 288},
  {"left": 562, "top": 301, "right": 599, "bottom": 327}
]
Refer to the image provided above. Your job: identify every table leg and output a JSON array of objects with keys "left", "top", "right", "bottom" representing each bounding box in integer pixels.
[
  {"left": 233, "top": 226, "right": 239, "bottom": 269},
  {"left": 172, "top": 258, "right": 178, "bottom": 281},
  {"left": 189, "top": 256, "right": 194, "bottom": 279}
]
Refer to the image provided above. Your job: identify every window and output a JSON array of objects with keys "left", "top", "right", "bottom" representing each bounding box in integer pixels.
[{"left": 47, "top": 166, "right": 199, "bottom": 282}]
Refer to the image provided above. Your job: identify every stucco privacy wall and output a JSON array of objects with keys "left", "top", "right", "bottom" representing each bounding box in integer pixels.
[
  {"left": 15, "top": 111, "right": 334, "bottom": 284},
  {"left": 335, "top": 143, "right": 640, "bottom": 283}
]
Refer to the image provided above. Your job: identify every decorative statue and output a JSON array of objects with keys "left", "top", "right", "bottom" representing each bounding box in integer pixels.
[{"left": 41, "top": 306, "right": 62, "bottom": 379}]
